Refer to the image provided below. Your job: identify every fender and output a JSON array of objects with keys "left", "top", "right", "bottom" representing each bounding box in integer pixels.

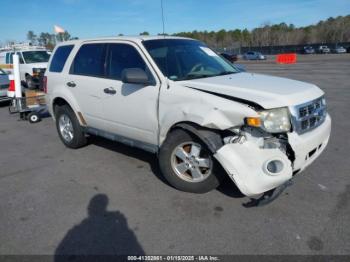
[
  {"left": 158, "top": 83, "right": 259, "bottom": 145},
  {"left": 50, "top": 89, "right": 84, "bottom": 125}
]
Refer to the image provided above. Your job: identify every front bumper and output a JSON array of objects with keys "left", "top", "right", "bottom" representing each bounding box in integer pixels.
[{"left": 214, "top": 114, "right": 331, "bottom": 196}]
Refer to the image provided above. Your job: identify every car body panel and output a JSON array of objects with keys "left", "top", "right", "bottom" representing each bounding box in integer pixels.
[
  {"left": 178, "top": 72, "right": 324, "bottom": 109},
  {"left": 158, "top": 80, "right": 258, "bottom": 144},
  {"left": 243, "top": 51, "right": 266, "bottom": 60},
  {"left": 318, "top": 46, "right": 330, "bottom": 54},
  {"left": 334, "top": 47, "right": 346, "bottom": 54},
  {"left": 45, "top": 36, "right": 331, "bottom": 197}
]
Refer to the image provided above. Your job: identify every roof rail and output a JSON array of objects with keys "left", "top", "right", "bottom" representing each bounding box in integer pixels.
[{"left": 0, "top": 42, "right": 47, "bottom": 52}]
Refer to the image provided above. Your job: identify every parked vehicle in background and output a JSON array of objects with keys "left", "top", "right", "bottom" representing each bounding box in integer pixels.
[
  {"left": 45, "top": 36, "right": 331, "bottom": 200},
  {"left": 0, "top": 68, "right": 9, "bottom": 101},
  {"left": 317, "top": 45, "right": 330, "bottom": 54},
  {"left": 347, "top": 46, "right": 350, "bottom": 53},
  {"left": 220, "top": 52, "right": 238, "bottom": 63},
  {"left": 333, "top": 46, "right": 346, "bottom": 54},
  {"left": 0, "top": 43, "right": 50, "bottom": 90},
  {"left": 302, "top": 46, "right": 315, "bottom": 54},
  {"left": 243, "top": 51, "right": 266, "bottom": 60}
]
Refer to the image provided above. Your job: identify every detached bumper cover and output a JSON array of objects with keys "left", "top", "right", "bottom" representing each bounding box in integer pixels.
[
  {"left": 214, "top": 114, "right": 331, "bottom": 197},
  {"left": 214, "top": 141, "right": 293, "bottom": 196}
]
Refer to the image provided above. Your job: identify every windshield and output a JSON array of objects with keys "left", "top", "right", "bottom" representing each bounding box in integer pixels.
[
  {"left": 143, "top": 39, "right": 239, "bottom": 81},
  {"left": 22, "top": 51, "right": 50, "bottom": 63}
]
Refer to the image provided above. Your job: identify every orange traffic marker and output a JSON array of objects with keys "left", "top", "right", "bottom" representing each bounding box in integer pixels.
[{"left": 276, "top": 53, "right": 297, "bottom": 64}]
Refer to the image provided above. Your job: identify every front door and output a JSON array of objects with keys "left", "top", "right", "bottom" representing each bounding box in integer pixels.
[{"left": 100, "top": 42, "right": 160, "bottom": 146}]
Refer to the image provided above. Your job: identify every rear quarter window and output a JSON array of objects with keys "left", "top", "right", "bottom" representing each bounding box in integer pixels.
[{"left": 49, "top": 45, "right": 74, "bottom": 73}]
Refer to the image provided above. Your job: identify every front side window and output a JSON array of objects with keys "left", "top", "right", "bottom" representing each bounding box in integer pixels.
[
  {"left": 70, "top": 44, "right": 106, "bottom": 77},
  {"left": 107, "top": 43, "right": 148, "bottom": 80},
  {"left": 0, "top": 68, "right": 6, "bottom": 75},
  {"left": 143, "top": 39, "right": 239, "bottom": 81},
  {"left": 22, "top": 51, "right": 50, "bottom": 63},
  {"left": 49, "top": 45, "right": 74, "bottom": 73}
]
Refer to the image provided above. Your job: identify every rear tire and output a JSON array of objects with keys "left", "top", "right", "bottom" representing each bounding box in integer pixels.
[
  {"left": 159, "top": 129, "right": 223, "bottom": 193},
  {"left": 55, "top": 105, "right": 87, "bottom": 149}
]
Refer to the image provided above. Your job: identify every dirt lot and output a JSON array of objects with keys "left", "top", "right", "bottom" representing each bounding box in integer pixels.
[{"left": 0, "top": 54, "right": 349, "bottom": 256}]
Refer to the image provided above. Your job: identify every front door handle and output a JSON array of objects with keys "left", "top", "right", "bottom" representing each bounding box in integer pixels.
[
  {"left": 104, "top": 87, "right": 117, "bottom": 95},
  {"left": 66, "top": 81, "right": 76, "bottom": 88}
]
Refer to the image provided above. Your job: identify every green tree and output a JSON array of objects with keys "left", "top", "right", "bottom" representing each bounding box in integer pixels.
[{"left": 27, "top": 31, "right": 37, "bottom": 44}]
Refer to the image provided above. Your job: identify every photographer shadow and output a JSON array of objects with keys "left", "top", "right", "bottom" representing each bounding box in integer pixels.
[{"left": 55, "top": 194, "right": 144, "bottom": 261}]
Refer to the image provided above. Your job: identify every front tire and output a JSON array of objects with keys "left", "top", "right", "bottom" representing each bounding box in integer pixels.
[
  {"left": 159, "top": 129, "right": 222, "bottom": 193},
  {"left": 55, "top": 105, "right": 87, "bottom": 149}
]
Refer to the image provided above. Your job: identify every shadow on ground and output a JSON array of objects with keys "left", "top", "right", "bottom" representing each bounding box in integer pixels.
[
  {"left": 55, "top": 194, "right": 144, "bottom": 261},
  {"left": 89, "top": 135, "right": 245, "bottom": 199}
]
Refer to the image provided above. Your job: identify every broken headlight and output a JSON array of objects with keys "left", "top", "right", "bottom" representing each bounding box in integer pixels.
[{"left": 246, "top": 107, "right": 291, "bottom": 133}]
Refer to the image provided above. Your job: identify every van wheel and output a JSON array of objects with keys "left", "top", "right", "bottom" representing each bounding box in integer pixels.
[
  {"left": 159, "top": 129, "right": 222, "bottom": 193},
  {"left": 55, "top": 105, "right": 87, "bottom": 149}
]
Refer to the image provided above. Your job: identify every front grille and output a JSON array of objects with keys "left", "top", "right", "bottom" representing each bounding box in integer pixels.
[{"left": 292, "top": 97, "right": 327, "bottom": 134}]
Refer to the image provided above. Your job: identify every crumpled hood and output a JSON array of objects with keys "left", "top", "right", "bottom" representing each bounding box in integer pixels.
[{"left": 180, "top": 72, "right": 324, "bottom": 109}]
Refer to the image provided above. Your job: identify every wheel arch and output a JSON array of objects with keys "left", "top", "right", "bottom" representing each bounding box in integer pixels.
[
  {"left": 163, "top": 121, "right": 224, "bottom": 154},
  {"left": 52, "top": 96, "right": 86, "bottom": 126}
]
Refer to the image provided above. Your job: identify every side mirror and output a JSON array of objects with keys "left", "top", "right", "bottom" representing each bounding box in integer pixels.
[{"left": 121, "top": 68, "right": 150, "bottom": 85}]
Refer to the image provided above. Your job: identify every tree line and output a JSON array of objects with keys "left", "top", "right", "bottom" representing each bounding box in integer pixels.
[
  {"left": 173, "top": 15, "right": 350, "bottom": 48},
  {"left": 26, "top": 30, "right": 78, "bottom": 49},
  {"left": 22, "top": 15, "right": 350, "bottom": 50}
]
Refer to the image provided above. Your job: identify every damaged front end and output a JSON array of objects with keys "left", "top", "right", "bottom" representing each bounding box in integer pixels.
[{"left": 214, "top": 127, "right": 295, "bottom": 197}]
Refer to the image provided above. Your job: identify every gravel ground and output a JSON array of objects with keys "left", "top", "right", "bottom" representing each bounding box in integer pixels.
[{"left": 0, "top": 54, "right": 349, "bottom": 256}]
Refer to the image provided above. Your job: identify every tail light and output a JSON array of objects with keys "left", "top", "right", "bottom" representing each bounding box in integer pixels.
[
  {"left": 43, "top": 76, "right": 48, "bottom": 93},
  {"left": 8, "top": 76, "right": 15, "bottom": 92}
]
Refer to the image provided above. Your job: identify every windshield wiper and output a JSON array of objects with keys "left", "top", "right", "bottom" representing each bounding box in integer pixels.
[
  {"left": 217, "top": 71, "right": 236, "bottom": 76},
  {"left": 182, "top": 71, "right": 236, "bottom": 81},
  {"left": 183, "top": 74, "right": 214, "bottom": 80}
]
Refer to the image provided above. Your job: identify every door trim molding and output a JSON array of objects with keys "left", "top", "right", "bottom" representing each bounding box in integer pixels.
[{"left": 85, "top": 127, "right": 159, "bottom": 153}]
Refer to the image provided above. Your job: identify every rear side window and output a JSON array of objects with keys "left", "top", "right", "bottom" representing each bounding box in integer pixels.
[
  {"left": 70, "top": 44, "right": 106, "bottom": 77},
  {"left": 107, "top": 43, "right": 147, "bottom": 80},
  {"left": 6, "top": 53, "right": 14, "bottom": 64},
  {"left": 49, "top": 45, "right": 74, "bottom": 72}
]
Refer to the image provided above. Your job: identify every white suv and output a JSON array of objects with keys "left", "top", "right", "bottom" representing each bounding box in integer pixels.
[{"left": 45, "top": 36, "right": 331, "bottom": 198}]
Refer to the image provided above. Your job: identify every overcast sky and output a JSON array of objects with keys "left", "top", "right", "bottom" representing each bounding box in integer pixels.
[{"left": 1, "top": 0, "right": 350, "bottom": 42}]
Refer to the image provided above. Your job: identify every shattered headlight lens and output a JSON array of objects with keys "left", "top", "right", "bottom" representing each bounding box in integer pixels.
[{"left": 259, "top": 107, "right": 291, "bottom": 133}]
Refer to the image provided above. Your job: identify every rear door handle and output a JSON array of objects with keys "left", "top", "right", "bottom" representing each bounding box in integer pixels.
[
  {"left": 104, "top": 87, "right": 117, "bottom": 95},
  {"left": 66, "top": 81, "right": 76, "bottom": 88}
]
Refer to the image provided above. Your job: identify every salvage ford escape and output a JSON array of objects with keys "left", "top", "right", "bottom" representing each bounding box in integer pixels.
[{"left": 45, "top": 36, "right": 331, "bottom": 197}]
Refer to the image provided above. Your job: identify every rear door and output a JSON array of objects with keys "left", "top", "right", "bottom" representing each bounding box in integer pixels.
[
  {"left": 99, "top": 42, "right": 160, "bottom": 146},
  {"left": 66, "top": 43, "right": 107, "bottom": 129}
]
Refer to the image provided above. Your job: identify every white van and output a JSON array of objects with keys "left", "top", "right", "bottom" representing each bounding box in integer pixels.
[
  {"left": 45, "top": 36, "right": 331, "bottom": 201},
  {"left": 0, "top": 44, "right": 50, "bottom": 89}
]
